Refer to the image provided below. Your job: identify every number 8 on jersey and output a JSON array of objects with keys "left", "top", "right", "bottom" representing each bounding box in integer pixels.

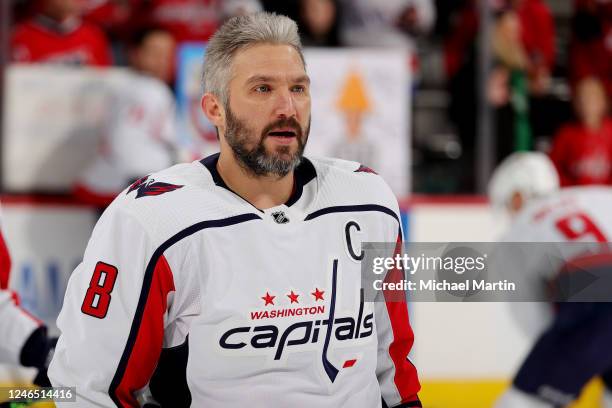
[{"left": 81, "top": 261, "right": 118, "bottom": 319}]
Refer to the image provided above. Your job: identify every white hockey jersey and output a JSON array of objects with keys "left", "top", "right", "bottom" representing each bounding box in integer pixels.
[
  {"left": 74, "top": 70, "right": 177, "bottom": 204},
  {"left": 50, "top": 154, "right": 421, "bottom": 407},
  {"left": 504, "top": 186, "right": 612, "bottom": 245},
  {"left": 500, "top": 186, "right": 612, "bottom": 334},
  {"left": 0, "top": 205, "right": 41, "bottom": 365},
  {"left": 0, "top": 290, "right": 41, "bottom": 365}
]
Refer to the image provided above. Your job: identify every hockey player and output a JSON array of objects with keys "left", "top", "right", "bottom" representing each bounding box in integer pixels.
[
  {"left": 489, "top": 152, "right": 612, "bottom": 408},
  {"left": 0, "top": 207, "right": 55, "bottom": 393},
  {"left": 0, "top": 291, "right": 53, "bottom": 388},
  {"left": 49, "top": 12, "right": 421, "bottom": 408},
  {"left": 73, "top": 26, "right": 178, "bottom": 208}
]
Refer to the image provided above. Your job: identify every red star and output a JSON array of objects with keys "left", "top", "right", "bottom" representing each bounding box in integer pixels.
[
  {"left": 311, "top": 288, "right": 325, "bottom": 301},
  {"left": 287, "top": 290, "right": 300, "bottom": 304},
  {"left": 261, "top": 292, "right": 275, "bottom": 306}
]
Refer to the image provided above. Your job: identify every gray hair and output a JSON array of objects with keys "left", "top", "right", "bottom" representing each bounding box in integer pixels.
[{"left": 202, "top": 12, "right": 305, "bottom": 107}]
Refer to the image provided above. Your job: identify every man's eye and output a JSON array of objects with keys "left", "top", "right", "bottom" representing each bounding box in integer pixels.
[
  {"left": 255, "top": 85, "right": 270, "bottom": 93},
  {"left": 292, "top": 86, "right": 305, "bottom": 93}
]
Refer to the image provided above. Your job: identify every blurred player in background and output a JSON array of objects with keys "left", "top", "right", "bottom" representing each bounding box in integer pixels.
[
  {"left": 10, "top": 0, "right": 112, "bottom": 66},
  {"left": 49, "top": 12, "right": 420, "bottom": 407},
  {"left": 0, "top": 205, "right": 55, "bottom": 398},
  {"left": 489, "top": 152, "right": 612, "bottom": 408},
  {"left": 73, "top": 26, "right": 179, "bottom": 209}
]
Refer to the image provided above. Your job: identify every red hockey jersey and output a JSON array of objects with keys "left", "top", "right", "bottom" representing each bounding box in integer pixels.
[
  {"left": 550, "top": 119, "right": 612, "bottom": 186},
  {"left": 11, "top": 15, "right": 112, "bottom": 66}
]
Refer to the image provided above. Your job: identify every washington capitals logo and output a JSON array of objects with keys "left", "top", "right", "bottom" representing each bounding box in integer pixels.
[
  {"left": 354, "top": 164, "right": 378, "bottom": 175},
  {"left": 218, "top": 260, "right": 372, "bottom": 384},
  {"left": 126, "top": 175, "right": 183, "bottom": 199}
]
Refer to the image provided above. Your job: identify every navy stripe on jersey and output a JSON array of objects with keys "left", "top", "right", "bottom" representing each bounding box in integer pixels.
[
  {"left": 304, "top": 204, "right": 399, "bottom": 223},
  {"left": 285, "top": 158, "right": 316, "bottom": 207},
  {"left": 200, "top": 153, "right": 316, "bottom": 208},
  {"left": 200, "top": 153, "right": 263, "bottom": 213},
  {"left": 200, "top": 153, "right": 227, "bottom": 189},
  {"left": 321, "top": 259, "right": 339, "bottom": 382},
  {"left": 109, "top": 213, "right": 262, "bottom": 407}
]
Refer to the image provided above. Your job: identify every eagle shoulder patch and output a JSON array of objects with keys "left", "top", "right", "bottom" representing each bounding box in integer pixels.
[{"left": 127, "top": 175, "right": 183, "bottom": 199}]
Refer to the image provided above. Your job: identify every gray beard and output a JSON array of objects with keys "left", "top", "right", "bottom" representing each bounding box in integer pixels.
[{"left": 224, "top": 107, "right": 309, "bottom": 178}]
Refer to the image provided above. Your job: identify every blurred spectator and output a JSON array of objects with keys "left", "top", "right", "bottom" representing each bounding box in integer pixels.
[
  {"left": 491, "top": 9, "right": 532, "bottom": 154},
  {"left": 514, "top": 0, "right": 555, "bottom": 95},
  {"left": 550, "top": 77, "right": 612, "bottom": 186},
  {"left": 81, "top": 0, "right": 138, "bottom": 40},
  {"left": 492, "top": 9, "right": 528, "bottom": 71},
  {"left": 446, "top": 0, "right": 555, "bottom": 96},
  {"left": 73, "top": 27, "right": 179, "bottom": 208},
  {"left": 10, "top": 0, "right": 112, "bottom": 66},
  {"left": 338, "top": 0, "right": 435, "bottom": 49},
  {"left": 133, "top": 0, "right": 261, "bottom": 44},
  {"left": 569, "top": 0, "right": 612, "bottom": 100},
  {"left": 298, "top": 0, "right": 340, "bottom": 46},
  {"left": 513, "top": 0, "right": 567, "bottom": 144},
  {"left": 444, "top": 0, "right": 478, "bottom": 82},
  {"left": 445, "top": 0, "right": 556, "bottom": 190}
]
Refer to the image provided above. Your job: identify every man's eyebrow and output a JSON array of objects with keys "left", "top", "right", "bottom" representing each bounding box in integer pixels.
[
  {"left": 245, "top": 75, "right": 275, "bottom": 85},
  {"left": 293, "top": 75, "right": 311, "bottom": 84},
  {"left": 245, "top": 75, "right": 311, "bottom": 85}
]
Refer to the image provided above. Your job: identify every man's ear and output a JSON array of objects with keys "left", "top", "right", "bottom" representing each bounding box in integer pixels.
[{"left": 201, "top": 93, "right": 225, "bottom": 129}]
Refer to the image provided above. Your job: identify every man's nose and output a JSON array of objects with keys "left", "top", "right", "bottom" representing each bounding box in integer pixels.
[{"left": 274, "top": 89, "right": 297, "bottom": 118}]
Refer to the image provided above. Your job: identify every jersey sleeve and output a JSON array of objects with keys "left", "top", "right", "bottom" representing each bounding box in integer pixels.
[
  {"left": 49, "top": 204, "right": 175, "bottom": 407},
  {"left": 0, "top": 211, "right": 49, "bottom": 368},
  {"left": 375, "top": 197, "right": 421, "bottom": 407},
  {"left": 0, "top": 290, "right": 42, "bottom": 365}
]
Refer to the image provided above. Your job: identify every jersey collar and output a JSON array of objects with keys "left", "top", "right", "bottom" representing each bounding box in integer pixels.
[{"left": 199, "top": 153, "right": 316, "bottom": 208}]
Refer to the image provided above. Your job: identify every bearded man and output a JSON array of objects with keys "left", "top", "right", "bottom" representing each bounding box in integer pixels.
[{"left": 49, "top": 12, "right": 421, "bottom": 408}]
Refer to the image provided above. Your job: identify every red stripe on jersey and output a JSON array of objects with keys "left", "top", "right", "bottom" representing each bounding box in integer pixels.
[
  {"left": 382, "top": 233, "right": 421, "bottom": 403},
  {"left": 115, "top": 255, "right": 175, "bottom": 407},
  {"left": 17, "top": 303, "right": 44, "bottom": 326},
  {"left": 0, "top": 230, "right": 12, "bottom": 289},
  {"left": 5, "top": 289, "right": 44, "bottom": 327},
  {"left": 560, "top": 252, "right": 612, "bottom": 275},
  {"left": 343, "top": 359, "right": 357, "bottom": 368}
]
